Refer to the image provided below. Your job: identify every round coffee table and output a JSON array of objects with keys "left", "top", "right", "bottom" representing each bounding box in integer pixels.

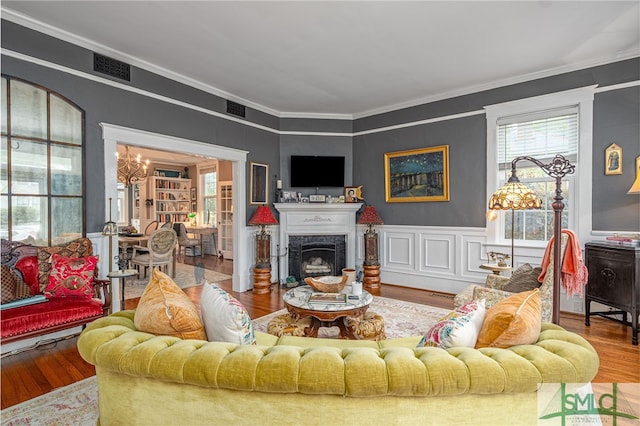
[{"left": 283, "top": 285, "right": 373, "bottom": 339}]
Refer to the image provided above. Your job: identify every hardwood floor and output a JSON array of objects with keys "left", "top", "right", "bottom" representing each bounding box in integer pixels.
[{"left": 1, "top": 254, "right": 638, "bottom": 409}]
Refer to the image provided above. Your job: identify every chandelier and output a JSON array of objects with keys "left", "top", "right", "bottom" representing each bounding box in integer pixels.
[{"left": 117, "top": 145, "right": 149, "bottom": 187}]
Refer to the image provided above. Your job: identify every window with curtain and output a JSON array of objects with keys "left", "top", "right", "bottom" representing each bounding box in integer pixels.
[
  {"left": 496, "top": 108, "right": 577, "bottom": 243},
  {"left": 200, "top": 164, "right": 217, "bottom": 226},
  {"left": 1, "top": 75, "right": 85, "bottom": 245}
]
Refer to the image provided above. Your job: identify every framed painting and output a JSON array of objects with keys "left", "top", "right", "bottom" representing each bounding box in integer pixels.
[
  {"left": 250, "top": 162, "right": 269, "bottom": 205},
  {"left": 605, "top": 143, "right": 622, "bottom": 175},
  {"left": 344, "top": 186, "right": 363, "bottom": 203},
  {"left": 384, "top": 145, "right": 450, "bottom": 203}
]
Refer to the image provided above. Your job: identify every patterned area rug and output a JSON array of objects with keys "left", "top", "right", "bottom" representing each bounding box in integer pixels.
[
  {"left": 0, "top": 297, "right": 451, "bottom": 424},
  {"left": 125, "top": 262, "right": 232, "bottom": 300},
  {"left": 253, "top": 295, "right": 452, "bottom": 339},
  {"left": 0, "top": 376, "right": 98, "bottom": 425}
]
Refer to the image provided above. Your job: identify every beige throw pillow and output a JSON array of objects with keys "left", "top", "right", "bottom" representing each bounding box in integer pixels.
[
  {"left": 134, "top": 268, "right": 207, "bottom": 340},
  {"left": 475, "top": 288, "right": 541, "bottom": 349}
]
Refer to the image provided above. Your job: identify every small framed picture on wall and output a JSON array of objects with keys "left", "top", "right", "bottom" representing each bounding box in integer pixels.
[{"left": 605, "top": 143, "right": 622, "bottom": 175}]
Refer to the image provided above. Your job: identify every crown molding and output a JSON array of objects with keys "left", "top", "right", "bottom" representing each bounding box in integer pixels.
[
  {"left": 5, "top": 6, "right": 639, "bottom": 122},
  {"left": 0, "top": 7, "right": 283, "bottom": 118},
  {"left": 352, "top": 49, "right": 640, "bottom": 120}
]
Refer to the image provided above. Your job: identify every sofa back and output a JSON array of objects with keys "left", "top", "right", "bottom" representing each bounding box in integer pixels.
[{"left": 79, "top": 310, "right": 600, "bottom": 398}]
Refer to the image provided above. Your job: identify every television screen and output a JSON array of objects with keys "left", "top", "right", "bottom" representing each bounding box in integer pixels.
[{"left": 290, "top": 156, "right": 345, "bottom": 188}]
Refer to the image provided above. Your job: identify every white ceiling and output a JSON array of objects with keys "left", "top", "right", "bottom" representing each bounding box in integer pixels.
[{"left": 2, "top": 1, "right": 639, "bottom": 120}]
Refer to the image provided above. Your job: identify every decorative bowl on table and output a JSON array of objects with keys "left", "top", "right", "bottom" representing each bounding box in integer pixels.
[{"left": 304, "top": 275, "right": 348, "bottom": 293}]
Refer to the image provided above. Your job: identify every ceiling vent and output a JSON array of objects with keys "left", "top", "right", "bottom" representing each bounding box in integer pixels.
[
  {"left": 93, "top": 53, "right": 130, "bottom": 81},
  {"left": 226, "top": 100, "right": 246, "bottom": 118}
]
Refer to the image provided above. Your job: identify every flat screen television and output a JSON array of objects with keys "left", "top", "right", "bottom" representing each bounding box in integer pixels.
[{"left": 290, "top": 155, "right": 345, "bottom": 188}]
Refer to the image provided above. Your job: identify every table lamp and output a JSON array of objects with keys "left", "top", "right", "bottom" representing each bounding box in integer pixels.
[
  {"left": 248, "top": 205, "right": 278, "bottom": 294},
  {"left": 357, "top": 205, "right": 384, "bottom": 266}
]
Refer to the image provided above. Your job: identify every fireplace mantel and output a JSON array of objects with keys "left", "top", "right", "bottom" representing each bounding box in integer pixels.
[{"left": 274, "top": 203, "right": 362, "bottom": 280}]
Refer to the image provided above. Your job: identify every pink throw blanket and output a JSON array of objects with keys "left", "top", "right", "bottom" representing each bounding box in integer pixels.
[{"left": 538, "top": 229, "right": 589, "bottom": 297}]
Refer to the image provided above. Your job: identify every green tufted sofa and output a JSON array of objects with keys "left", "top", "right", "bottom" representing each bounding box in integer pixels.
[{"left": 78, "top": 310, "right": 599, "bottom": 425}]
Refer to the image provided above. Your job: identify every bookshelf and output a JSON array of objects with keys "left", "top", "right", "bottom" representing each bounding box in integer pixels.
[{"left": 150, "top": 176, "right": 191, "bottom": 225}]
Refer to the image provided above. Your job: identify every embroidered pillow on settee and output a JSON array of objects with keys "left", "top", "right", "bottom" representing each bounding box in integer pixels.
[
  {"left": 420, "top": 299, "right": 486, "bottom": 348},
  {"left": 200, "top": 281, "right": 256, "bottom": 345},
  {"left": 43, "top": 253, "right": 99, "bottom": 299},
  {"left": 37, "top": 238, "right": 94, "bottom": 293}
]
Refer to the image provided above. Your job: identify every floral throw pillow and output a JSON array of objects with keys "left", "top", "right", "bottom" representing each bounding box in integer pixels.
[
  {"left": 44, "top": 253, "right": 98, "bottom": 299},
  {"left": 420, "top": 299, "right": 486, "bottom": 348},
  {"left": 200, "top": 281, "right": 256, "bottom": 345}
]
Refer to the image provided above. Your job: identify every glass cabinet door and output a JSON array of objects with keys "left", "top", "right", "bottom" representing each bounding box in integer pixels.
[{"left": 218, "top": 181, "right": 233, "bottom": 259}]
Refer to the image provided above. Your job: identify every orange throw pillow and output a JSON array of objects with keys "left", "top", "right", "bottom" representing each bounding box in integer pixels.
[
  {"left": 134, "top": 268, "right": 206, "bottom": 340},
  {"left": 475, "top": 288, "right": 541, "bottom": 349}
]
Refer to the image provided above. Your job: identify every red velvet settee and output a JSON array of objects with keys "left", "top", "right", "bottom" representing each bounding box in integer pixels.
[{"left": 1, "top": 238, "right": 111, "bottom": 344}]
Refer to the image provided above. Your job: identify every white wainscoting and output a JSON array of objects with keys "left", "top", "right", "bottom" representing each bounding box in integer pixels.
[
  {"left": 349, "top": 224, "right": 588, "bottom": 314},
  {"left": 368, "top": 225, "right": 492, "bottom": 294}
]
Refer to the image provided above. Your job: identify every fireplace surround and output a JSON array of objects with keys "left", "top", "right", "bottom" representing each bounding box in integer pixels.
[
  {"left": 288, "top": 234, "right": 346, "bottom": 281},
  {"left": 274, "top": 203, "right": 362, "bottom": 283}
]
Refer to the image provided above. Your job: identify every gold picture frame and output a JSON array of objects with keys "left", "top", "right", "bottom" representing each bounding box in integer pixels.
[
  {"left": 384, "top": 145, "right": 450, "bottom": 203},
  {"left": 250, "top": 162, "right": 269, "bottom": 205},
  {"left": 605, "top": 143, "right": 622, "bottom": 175}
]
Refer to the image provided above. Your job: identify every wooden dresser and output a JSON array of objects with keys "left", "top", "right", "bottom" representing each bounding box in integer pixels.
[{"left": 584, "top": 242, "right": 639, "bottom": 345}]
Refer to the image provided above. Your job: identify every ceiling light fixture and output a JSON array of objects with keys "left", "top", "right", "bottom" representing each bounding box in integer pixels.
[{"left": 117, "top": 145, "right": 149, "bottom": 187}]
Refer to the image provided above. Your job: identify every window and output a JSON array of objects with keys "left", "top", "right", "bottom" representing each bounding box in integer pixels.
[
  {"left": 485, "top": 86, "right": 595, "bottom": 247},
  {"left": 199, "top": 163, "right": 217, "bottom": 226},
  {"left": 497, "top": 110, "right": 577, "bottom": 242},
  {"left": 1, "top": 76, "right": 85, "bottom": 245}
]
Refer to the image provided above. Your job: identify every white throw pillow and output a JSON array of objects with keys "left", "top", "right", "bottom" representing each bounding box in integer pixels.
[
  {"left": 420, "top": 299, "right": 486, "bottom": 348},
  {"left": 200, "top": 282, "right": 256, "bottom": 345}
]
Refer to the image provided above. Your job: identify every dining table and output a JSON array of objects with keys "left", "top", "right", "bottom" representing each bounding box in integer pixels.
[
  {"left": 185, "top": 225, "right": 218, "bottom": 256},
  {"left": 117, "top": 234, "right": 150, "bottom": 271}
]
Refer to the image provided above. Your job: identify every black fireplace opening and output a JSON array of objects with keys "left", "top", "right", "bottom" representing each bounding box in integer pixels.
[{"left": 288, "top": 235, "right": 346, "bottom": 282}]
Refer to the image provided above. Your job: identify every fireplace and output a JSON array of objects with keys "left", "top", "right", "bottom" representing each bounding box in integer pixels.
[
  {"left": 289, "top": 235, "right": 346, "bottom": 281},
  {"left": 274, "top": 203, "right": 362, "bottom": 284}
]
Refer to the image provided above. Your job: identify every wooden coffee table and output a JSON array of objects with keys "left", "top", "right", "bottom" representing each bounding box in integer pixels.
[{"left": 283, "top": 285, "right": 373, "bottom": 339}]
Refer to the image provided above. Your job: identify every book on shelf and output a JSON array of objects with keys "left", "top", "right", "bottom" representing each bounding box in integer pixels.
[{"left": 308, "top": 293, "right": 347, "bottom": 304}]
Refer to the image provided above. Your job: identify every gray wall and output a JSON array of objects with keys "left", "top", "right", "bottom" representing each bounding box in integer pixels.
[
  {"left": 2, "top": 20, "right": 280, "bottom": 232},
  {"left": 2, "top": 19, "right": 639, "bottom": 234},
  {"left": 353, "top": 58, "right": 640, "bottom": 231}
]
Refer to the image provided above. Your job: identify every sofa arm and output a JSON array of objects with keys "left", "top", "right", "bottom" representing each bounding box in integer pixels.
[
  {"left": 92, "top": 279, "right": 112, "bottom": 315},
  {"left": 484, "top": 274, "right": 510, "bottom": 290}
]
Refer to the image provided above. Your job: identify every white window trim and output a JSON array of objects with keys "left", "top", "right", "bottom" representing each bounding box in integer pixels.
[
  {"left": 197, "top": 160, "right": 218, "bottom": 226},
  {"left": 484, "top": 85, "right": 596, "bottom": 248}
]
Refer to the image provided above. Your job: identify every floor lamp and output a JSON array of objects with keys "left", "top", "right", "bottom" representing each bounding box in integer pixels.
[
  {"left": 488, "top": 154, "right": 575, "bottom": 324},
  {"left": 102, "top": 198, "right": 118, "bottom": 273}
]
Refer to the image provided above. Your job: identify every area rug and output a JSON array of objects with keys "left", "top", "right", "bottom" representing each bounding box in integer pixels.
[
  {"left": 252, "top": 296, "right": 452, "bottom": 339},
  {"left": 125, "top": 262, "right": 232, "bottom": 300},
  {"left": 0, "top": 376, "right": 98, "bottom": 426},
  {"left": 0, "top": 297, "right": 451, "bottom": 424}
]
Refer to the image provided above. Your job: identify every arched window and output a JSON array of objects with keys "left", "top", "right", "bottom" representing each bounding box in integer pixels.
[{"left": 1, "top": 75, "right": 85, "bottom": 245}]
